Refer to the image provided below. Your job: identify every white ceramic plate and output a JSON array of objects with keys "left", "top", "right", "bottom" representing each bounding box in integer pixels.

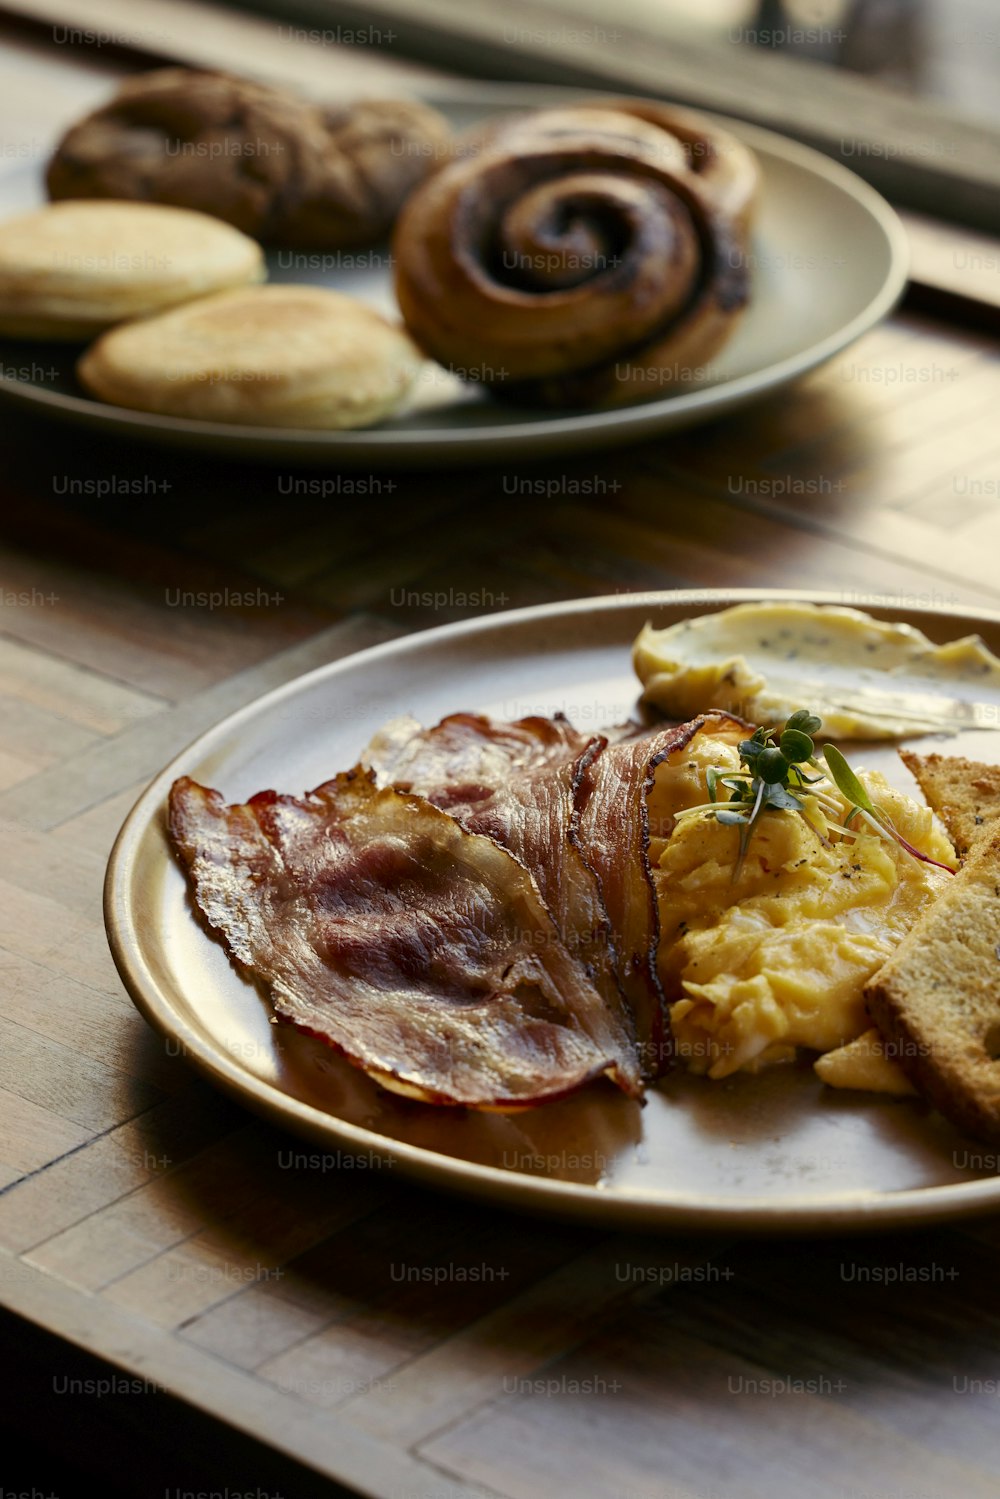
[
  {"left": 106, "top": 590, "right": 1000, "bottom": 1234},
  {"left": 0, "top": 83, "right": 906, "bottom": 467}
]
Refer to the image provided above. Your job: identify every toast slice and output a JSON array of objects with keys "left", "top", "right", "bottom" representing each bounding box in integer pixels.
[
  {"left": 900, "top": 750, "right": 1000, "bottom": 860},
  {"left": 865, "top": 824, "right": 1000, "bottom": 1143}
]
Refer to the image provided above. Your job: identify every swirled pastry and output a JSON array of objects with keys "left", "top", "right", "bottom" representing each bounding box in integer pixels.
[
  {"left": 47, "top": 68, "right": 453, "bottom": 249},
  {"left": 393, "top": 100, "right": 759, "bottom": 408}
]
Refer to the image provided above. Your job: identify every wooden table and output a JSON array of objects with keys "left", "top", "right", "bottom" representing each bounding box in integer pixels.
[{"left": 4, "top": 14, "right": 1000, "bottom": 1499}]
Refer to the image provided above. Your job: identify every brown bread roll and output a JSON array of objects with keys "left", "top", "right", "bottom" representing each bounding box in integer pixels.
[{"left": 48, "top": 67, "right": 452, "bottom": 250}]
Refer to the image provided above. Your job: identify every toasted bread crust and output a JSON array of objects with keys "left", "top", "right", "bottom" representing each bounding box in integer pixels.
[
  {"left": 865, "top": 824, "right": 1000, "bottom": 1143},
  {"left": 900, "top": 750, "right": 1000, "bottom": 860}
]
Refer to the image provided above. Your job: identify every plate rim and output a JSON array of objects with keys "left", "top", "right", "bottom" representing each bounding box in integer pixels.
[
  {"left": 106, "top": 587, "right": 1000, "bottom": 1235},
  {"left": 1, "top": 87, "right": 908, "bottom": 467}
]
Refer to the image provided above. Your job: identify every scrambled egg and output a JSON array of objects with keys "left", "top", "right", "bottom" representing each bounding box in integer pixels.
[{"left": 650, "top": 725, "right": 956, "bottom": 1090}]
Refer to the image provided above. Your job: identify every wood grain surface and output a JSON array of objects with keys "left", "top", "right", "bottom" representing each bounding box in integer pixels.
[{"left": 3, "top": 11, "right": 1000, "bottom": 1499}]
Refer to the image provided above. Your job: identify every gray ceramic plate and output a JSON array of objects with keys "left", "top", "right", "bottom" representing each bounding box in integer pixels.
[
  {"left": 105, "top": 590, "right": 1000, "bottom": 1234},
  {"left": 0, "top": 82, "right": 907, "bottom": 467}
]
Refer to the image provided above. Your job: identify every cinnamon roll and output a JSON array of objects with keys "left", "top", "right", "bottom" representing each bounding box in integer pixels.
[{"left": 392, "top": 100, "right": 759, "bottom": 408}]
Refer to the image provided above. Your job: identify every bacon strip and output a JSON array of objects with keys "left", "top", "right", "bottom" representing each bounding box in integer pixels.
[
  {"left": 366, "top": 711, "right": 634, "bottom": 1068},
  {"left": 168, "top": 769, "right": 642, "bottom": 1109},
  {"left": 362, "top": 711, "right": 592, "bottom": 812},
  {"left": 364, "top": 711, "right": 707, "bottom": 1077},
  {"left": 572, "top": 719, "right": 710, "bottom": 1074}
]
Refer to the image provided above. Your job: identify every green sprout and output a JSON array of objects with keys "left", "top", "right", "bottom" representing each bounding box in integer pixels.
[
  {"left": 822, "top": 743, "right": 953, "bottom": 873},
  {"left": 674, "top": 711, "right": 954, "bottom": 881}
]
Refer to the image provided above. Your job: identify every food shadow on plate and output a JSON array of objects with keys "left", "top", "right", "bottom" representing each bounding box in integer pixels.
[
  {"left": 157, "top": 749, "right": 1000, "bottom": 1206},
  {"left": 626, "top": 1056, "right": 1000, "bottom": 1201},
  {"left": 274, "top": 1026, "right": 644, "bottom": 1186},
  {"left": 163, "top": 874, "right": 643, "bottom": 1188}
]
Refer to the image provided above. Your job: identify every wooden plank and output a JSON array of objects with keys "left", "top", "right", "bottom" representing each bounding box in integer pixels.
[
  {"left": 0, "top": 1016, "right": 162, "bottom": 1132},
  {"left": 176, "top": 1280, "right": 342, "bottom": 1373},
  {"left": 646, "top": 324, "right": 997, "bottom": 481},
  {"left": 196, "top": 475, "right": 478, "bottom": 591},
  {"left": 0, "top": 1086, "right": 91, "bottom": 1174},
  {"left": 903, "top": 210, "right": 1000, "bottom": 315},
  {"left": 0, "top": 745, "right": 38, "bottom": 791},
  {"left": 1, "top": 1248, "right": 499, "bottom": 1499},
  {"left": 0, "top": 953, "right": 183, "bottom": 1096},
  {"left": 0, "top": 615, "right": 400, "bottom": 831},
  {"left": 0, "top": 816, "right": 107, "bottom": 914},
  {"left": 0, "top": 877, "right": 108, "bottom": 985},
  {"left": 420, "top": 1303, "right": 1000, "bottom": 1499},
  {"left": 24, "top": 1122, "right": 296, "bottom": 1289},
  {"left": 343, "top": 1237, "right": 736, "bottom": 1446},
  {"left": 0, "top": 635, "right": 165, "bottom": 735},
  {"left": 254, "top": 1197, "right": 592, "bottom": 1410},
  {"left": 51, "top": 776, "right": 160, "bottom": 858},
  {"left": 99, "top": 1142, "right": 390, "bottom": 1327},
  {"left": 0, "top": 536, "right": 335, "bottom": 701},
  {"left": 0, "top": 1089, "right": 240, "bottom": 1252},
  {"left": 0, "top": 693, "right": 102, "bottom": 766}
]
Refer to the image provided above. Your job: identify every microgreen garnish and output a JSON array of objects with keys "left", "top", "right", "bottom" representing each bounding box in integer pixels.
[
  {"left": 674, "top": 711, "right": 955, "bottom": 880},
  {"left": 821, "top": 744, "right": 878, "bottom": 823},
  {"left": 822, "top": 743, "right": 955, "bottom": 873}
]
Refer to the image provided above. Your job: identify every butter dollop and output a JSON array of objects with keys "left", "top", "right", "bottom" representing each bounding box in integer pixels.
[{"left": 633, "top": 601, "right": 1000, "bottom": 738}]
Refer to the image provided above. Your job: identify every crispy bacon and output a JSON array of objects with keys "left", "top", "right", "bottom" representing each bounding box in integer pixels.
[
  {"left": 572, "top": 719, "right": 710, "bottom": 1074},
  {"left": 363, "top": 711, "right": 707, "bottom": 1077},
  {"left": 168, "top": 709, "right": 747, "bottom": 1108},
  {"left": 365, "top": 711, "right": 635, "bottom": 1069},
  {"left": 168, "top": 769, "right": 642, "bottom": 1109},
  {"left": 362, "top": 711, "right": 592, "bottom": 812}
]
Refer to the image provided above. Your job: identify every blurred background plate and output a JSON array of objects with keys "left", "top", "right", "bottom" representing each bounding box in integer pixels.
[
  {"left": 106, "top": 588, "right": 1000, "bottom": 1234},
  {"left": 0, "top": 84, "right": 907, "bottom": 466}
]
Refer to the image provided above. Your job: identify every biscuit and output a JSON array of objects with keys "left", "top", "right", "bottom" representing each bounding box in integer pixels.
[
  {"left": 0, "top": 200, "right": 264, "bottom": 339},
  {"left": 47, "top": 68, "right": 453, "bottom": 248},
  {"left": 77, "top": 284, "right": 423, "bottom": 429}
]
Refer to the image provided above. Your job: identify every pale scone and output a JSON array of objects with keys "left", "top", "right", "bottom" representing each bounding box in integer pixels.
[
  {"left": 77, "top": 284, "right": 423, "bottom": 429},
  {"left": 0, "top": 200, "right": 264, "bottom": 339}
]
